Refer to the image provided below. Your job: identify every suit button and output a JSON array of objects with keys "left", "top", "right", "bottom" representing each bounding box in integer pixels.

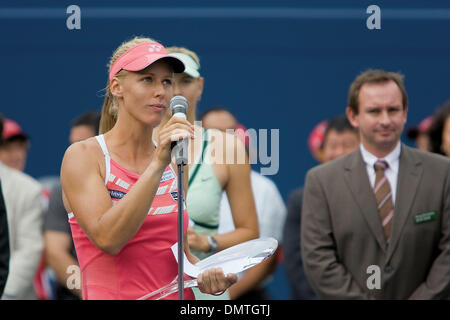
[{"left": 384, "top": 265, "right": 392, "bottom": 273}]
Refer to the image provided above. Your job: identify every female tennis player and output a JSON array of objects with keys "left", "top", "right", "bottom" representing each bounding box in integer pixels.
[{"left": 60, "top": 36, "right": 237, "bottom": 300}]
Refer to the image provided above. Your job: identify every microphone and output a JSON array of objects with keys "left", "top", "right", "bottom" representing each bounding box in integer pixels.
[
  {"left": 169, "top": 96, "right": 189, "bottom": 165},
  {"left": 169, "top": 96, "right": 189, "bottom": 300}
]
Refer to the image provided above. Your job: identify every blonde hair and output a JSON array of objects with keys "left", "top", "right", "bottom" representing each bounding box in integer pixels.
[
  {"left": 99, "top": 36, "right": 157, "bottom": 134},
  {"left": 166, "top": 46, "right": 201, "bottom": 67}
]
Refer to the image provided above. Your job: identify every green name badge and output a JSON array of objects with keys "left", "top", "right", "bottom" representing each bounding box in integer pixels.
[{"left": 414, "top": 211, "right": 436, "bottom": 224}]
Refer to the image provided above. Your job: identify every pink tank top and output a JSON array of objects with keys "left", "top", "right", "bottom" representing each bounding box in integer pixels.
[{"left": 68, "top": 135, "right": 194, "bottom": 300}]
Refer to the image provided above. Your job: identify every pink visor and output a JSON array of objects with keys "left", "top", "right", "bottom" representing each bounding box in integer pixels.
[{"left": 109, "top": 42, "right": 185, "bottom": 80}]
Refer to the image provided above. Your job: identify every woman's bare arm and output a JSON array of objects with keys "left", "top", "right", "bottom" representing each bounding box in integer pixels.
[
  {"left": 61, "top": 140, "right": 166, "bottom": 255},
  {"left": 213, "top": 134, "right": 259, "bottom": 250}
]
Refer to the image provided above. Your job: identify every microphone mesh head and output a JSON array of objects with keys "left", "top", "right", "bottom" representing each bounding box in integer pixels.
[{"left": 170, "top": 96, "right": 188, "bottom": 114}]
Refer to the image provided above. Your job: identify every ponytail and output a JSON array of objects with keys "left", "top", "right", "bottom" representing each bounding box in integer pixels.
[{"left": 99, "top": 79, "right": 119, "bottom": 134}]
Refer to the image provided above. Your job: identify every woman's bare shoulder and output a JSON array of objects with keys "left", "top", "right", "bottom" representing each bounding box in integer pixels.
[{"left": 61, "top": 137, "right": 104, "bottom": 175}]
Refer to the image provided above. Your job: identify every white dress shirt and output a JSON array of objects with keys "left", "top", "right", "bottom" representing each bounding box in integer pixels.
[{"left": 360, "top": 142, "right": 401, "bottom": 205}]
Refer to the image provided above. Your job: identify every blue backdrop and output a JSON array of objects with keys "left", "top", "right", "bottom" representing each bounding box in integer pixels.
[{"left": 1, "top": 0, "right": 449, "bottom": 299}]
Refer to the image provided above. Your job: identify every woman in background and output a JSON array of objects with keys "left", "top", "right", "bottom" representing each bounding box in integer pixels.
[{"left": 153, "top": 46, "right": 258, "bottom": 299}]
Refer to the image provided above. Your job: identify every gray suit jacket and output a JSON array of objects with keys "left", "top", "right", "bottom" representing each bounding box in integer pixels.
[
  {"left": 284, "top": 187, "right": 318, "bottom": 299},
  {"left": 0, "top": 162, "right": 43, "bottom": 300},
  {"left": 301, "top": 144, "right": 450, "bottom": 299}
]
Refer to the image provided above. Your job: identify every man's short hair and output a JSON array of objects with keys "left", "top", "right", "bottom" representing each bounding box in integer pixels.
[
  {"left": 71, "top": 111, "right": 101, "bottom": 135},
  {"left": 321, "top": 114, "right": 358, "bottom": 149},
  {"left": 347, "top": 69, "right": 408, "bottom": 114}
]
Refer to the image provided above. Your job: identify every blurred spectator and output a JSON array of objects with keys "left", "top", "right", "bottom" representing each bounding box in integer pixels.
[
  {"left": 0, "top": 114, "right": 10, "bottom": 297},
  {"left": 284, "top": 114, "right": 359, "bottom": 299},
  {"left": 202, "top": 107, "right": 287, "bottom": 300},
  {"left": 0, "top": 117, "right": 53, "bottom": 299},
  {"left": 0, "top": 118, "right": 62, "bottom": 299},
  {"left": 200, "top": 107, "right": 237, "bottom": 132},
  {"left": 406, "top": 116, "right": 433, "bottom": 151},
  {"left": 428, "top": 100, "right": 450, "bottom": 157},
  {"left": 153, "top": 46, "right": 259, "bottom": 300},
  {"left": 43, "top": 111, "right": 100, "bottom": 299},
  {"left": 320, "top": 115, "right": 360, "bottom": 162},
  {"left": 0, "top": 119, "right": 43, "bottom": 299},
  {"left": 0, "top": 118, "right": 30, "bottom": 172},
  {"left": 0, "top": 118, "right": 60, "bottom": 299}
]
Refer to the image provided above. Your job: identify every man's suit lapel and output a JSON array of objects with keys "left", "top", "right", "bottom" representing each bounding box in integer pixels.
[
  {"left": 343, "top": 150, "right": 387, "bottom": 252},
  {"left": 386, "top": 144, "right": 423, "bottom": 260}
]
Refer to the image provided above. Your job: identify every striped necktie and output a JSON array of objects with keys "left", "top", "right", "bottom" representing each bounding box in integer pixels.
[{"left": 373, "top": 160, "right": 394, "bottom": 240}]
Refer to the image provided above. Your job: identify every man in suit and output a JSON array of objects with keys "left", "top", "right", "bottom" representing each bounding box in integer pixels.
[{"left": 301, "top": 69, "right": 450, "bottom": 299}]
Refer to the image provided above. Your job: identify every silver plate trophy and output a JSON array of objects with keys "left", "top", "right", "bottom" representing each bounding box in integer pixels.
[{"left": 137, "top": 237, "right": 278, "bottom": 300}]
